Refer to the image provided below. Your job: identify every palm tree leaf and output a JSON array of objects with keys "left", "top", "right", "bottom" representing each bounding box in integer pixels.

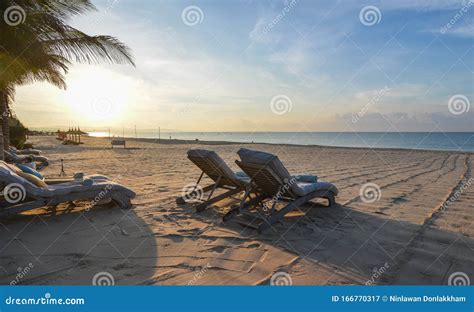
[
  {"left": 44, "top": 29, "right": 135, "bottom": 66},
  {"left": 0, "top": 0, "right": 134, "bottom": 100},
  {"left": 14, "top": 0, "right": 96, "bottom": 18}
]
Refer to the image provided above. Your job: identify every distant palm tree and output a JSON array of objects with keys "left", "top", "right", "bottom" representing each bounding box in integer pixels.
[{"left": 0, "top": 0, "right": 135, "bottom": 159}]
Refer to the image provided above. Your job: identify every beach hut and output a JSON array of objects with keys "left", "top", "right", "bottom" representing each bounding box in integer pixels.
[{"left": 63, "top": 127, "right": 85, "bottom": 145}]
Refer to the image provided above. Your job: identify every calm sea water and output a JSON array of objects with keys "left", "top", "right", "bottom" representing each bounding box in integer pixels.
[{"left": 89, "top": 131, "right": 474, "bottom": 152}]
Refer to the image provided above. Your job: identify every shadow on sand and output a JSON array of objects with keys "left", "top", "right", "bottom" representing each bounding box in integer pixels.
[{"left": 0, "top": 203, "right": 156, "bottom": 285}]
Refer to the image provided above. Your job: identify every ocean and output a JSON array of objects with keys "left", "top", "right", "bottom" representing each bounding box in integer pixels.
[{"left": 87, "top": 131, "right": 474, "bottom": 152}]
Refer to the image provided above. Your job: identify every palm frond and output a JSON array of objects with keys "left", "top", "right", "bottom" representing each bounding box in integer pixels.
[
  {"left": 45, "top": 30, "right": 135, "bottom": 66},
  {"left": 14, "top": 0, "right": 96, "bottom": 18},
  {"left": 0, "top": 0, "right": 134, "bottom": 97}
]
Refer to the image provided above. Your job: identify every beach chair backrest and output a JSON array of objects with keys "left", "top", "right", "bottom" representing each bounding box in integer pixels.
[
  {"left": 187, "top": 150, "right": 240, "bottom": 187},
  {"left": 0, "top": 161, "right": 45, "bottom": 199},
  {"left": 4, "top": 150, "right": 21, "bottom": 162},
  {"left": 235, "top": 160, "right": 292, "bottom": 197},
  {"left": 237, "top": 148, "right": 303, "bottom": 198}
]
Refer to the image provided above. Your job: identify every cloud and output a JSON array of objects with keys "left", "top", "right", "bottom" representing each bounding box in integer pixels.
[
  {"left": 11, "top": 0, "right": 474, "bottom": 132},
  {"left": 249, "top": 0, "right": 299, "bottom": 44},
  {"left": 269, "top": 46, "right": 313, "bottom": 76},
  {"left": 354, "top": 84, "right": 429, "bottom": 101},
  {"left": 375, "top": 0, "right": 465, "bottom": 11},
  {"left": 249, "top": 17, "right": 281, "bottom": 44},
  {"left": 444, "top": 24, "right": 474, "bottom": 37}
]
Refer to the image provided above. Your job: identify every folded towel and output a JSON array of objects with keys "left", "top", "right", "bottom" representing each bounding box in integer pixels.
[{"left": 293, "top": 175, "right": 318, "bottom": 183}]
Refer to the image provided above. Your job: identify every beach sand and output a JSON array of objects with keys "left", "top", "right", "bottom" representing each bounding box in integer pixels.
[{"left": 1, "top": 135, "right": 473, "bottom": 285}]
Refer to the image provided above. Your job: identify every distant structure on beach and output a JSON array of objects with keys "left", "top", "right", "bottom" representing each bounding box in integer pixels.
[
  {"left": 111, "top": 138, "right": 126, "bottom": 149},
  {"left": 57, "top": 127, "right": 86, "bottom": 145}
]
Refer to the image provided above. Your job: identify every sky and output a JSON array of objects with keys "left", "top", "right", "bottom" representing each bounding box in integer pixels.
[{"left": 14, "top": 0, "right": 474, "bottom": 132}]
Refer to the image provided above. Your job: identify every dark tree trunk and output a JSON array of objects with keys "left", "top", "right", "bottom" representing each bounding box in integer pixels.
[
  {"left": 2, "top": 92, "right": 10, "bottom": 152},
  {"left": 0, "top": 90, "right": 5, "bottom": 161}
]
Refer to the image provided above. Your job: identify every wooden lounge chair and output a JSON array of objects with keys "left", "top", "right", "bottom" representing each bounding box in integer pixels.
[
  {"left": 10, "top": 147, "right": 42, "bottom": 155},
  {"left": 0, "top": 162, "right": 135, "bottom": 218},
  {"left": 223, "top": 148, "right": 338, "bottom": 233},
  {"left": 176, "top": 149, "right": 250, "bottom": 212},
  {"left": 4, "top": 150, "right": 49, "bottom": 171}
]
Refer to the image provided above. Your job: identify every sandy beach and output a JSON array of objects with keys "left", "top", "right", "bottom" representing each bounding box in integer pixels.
[{"left": 0, "top": 135, "right": 473, "bottom": 285}]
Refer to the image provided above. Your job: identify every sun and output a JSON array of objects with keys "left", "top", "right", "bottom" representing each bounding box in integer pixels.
[{"left": 63, "top": 68, "right": 131, "bottom": 123}]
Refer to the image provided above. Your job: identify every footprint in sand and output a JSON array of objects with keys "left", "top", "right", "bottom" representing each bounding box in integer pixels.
[
  {"left": 113, "top": 262, "right": 132, "bottom": 270},
  {"left": 208, "top": 246, "right": 229, "bottom": 253},
  {"left": 392, "top": 196, "right": 408, "bottom": 204},
  {"left": 246, "top": 243, "right": 261, "bottom": 249},
  {"left": 177, "top": 228, "right": 202, "bottom": 235}
]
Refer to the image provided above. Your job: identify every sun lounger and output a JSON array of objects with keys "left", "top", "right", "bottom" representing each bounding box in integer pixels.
[
  {"left": 176, "top": 149, "right": 250, "bottom": 212},
  {"left": 4, "top": 150, "right": 49, "bottom": 171},
  {"left": 223, "top": 148, "right": 338, "bottom": 233},
  {"left": 0, "top": 161, "right": 135, "bottom": 218},
  {"left": 42, "top": 174, "right": 111, "bottom": 185},
  {"left": 10, "top": 147, "right": 41, "bottom": 155}
]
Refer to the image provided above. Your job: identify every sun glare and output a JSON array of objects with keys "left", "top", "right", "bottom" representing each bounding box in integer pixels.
[{"left": 63, "top": 68, "right": 131, "bottom": 124}]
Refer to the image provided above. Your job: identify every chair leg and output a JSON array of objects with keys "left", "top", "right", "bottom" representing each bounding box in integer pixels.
[
  {"left": 176, "top": 197, "right": 186, "bottom": 204},
  {"left": 176, "top": 171, "right": 205, "bottom": 204},
  {"left": 196, "top": 187, "right": 242, "bottom": 212},
  {"left": 326, "top": 193, "right": 336, "bottom": 207},
  {"left": 111, "top": 193, "right": 133, "bottom": 209},
  {"left": 195, "top": 176, "right": 222, "bottom": 210},
  {"left": 176, "top": 183, "right": 214, "bottom": 204},
  {"left": 223, "top": 188, "right": 251, "bottom": 221},
  {"left": 223, "top": 193, "right": 268, "bottom": 221},
  {"left": 258, "top": 195, "right": 310, "bottom": 233},
  {"left": 0, "top": 200, "right": 45, "bottom": 218}
]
